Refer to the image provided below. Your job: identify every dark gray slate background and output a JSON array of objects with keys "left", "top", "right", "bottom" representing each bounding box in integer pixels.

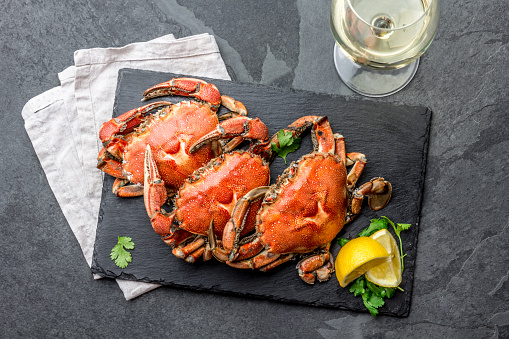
[
  {"left": 5, "top": 1, "right": 508, "bottom": 337},
  {"left": 92, "top": 69, "right": 430, "bottom": 316}
]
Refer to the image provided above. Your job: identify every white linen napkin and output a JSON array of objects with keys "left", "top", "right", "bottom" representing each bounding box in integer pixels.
[{"left": 22, "top": 33, "right": 231, "bottom": 300}]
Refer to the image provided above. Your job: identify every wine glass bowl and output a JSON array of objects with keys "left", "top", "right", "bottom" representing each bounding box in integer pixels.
[{"left": 330, "top": 0, "right": 439, "bottom": 96}]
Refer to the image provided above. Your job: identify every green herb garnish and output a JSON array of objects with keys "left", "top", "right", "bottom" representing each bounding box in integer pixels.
[
  {"left": 350, "top": 276, "right": 396, "bottom": 317},
  {"left": 338, "top": 216, "right": 411, "bottom": 317},
  {"left": 110, "top": 236, "right": 135, "bottom": 268},
  {"left": 271, "top": 129, "right": 301, "bottom": 164},
  {"left": 357, "top": 217, "right": 388, "bottom": 237}
]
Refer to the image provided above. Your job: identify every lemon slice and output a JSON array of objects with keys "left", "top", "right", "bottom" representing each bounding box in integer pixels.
[
  {"left": 365, "top": 229, "right": 402, "bottom": 288},
  {"left": 335, "top": 236, "right": 390, "bottom": 288}
]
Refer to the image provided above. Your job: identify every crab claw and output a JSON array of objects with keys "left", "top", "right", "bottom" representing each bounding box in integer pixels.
[
  {"left": 189, "top": 117, "right": 269, "bottom": 154},
  {"left": 368, "top": 179, "right": 392, "bottom": 211},
  {"left": 144, "top": 145, "right": 166, "bottom": 217},
  {"left": 219, "top": 95, "right": 247, "bottom": 116},
  {"left": 143, "top": 145, "right": 175, "bottom": 237},
  {"left": 351, "top": 177, "right": 392, "bottom": 215}
]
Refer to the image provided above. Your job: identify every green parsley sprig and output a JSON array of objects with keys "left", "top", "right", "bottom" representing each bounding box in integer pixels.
[
  {"left": 338, "top": 216, "right": 411, "bottom": 317},
  {"left": 271, "top": 129, "right": 301, "bottom": 164},
  {"left": 110, "top": 236, "right": 135, "bottom": 268},
  {"left": 349, "top": 276, "right": 396, "bottom": 317}
]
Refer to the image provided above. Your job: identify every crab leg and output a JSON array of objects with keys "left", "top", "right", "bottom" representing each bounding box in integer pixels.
[
  {"left": 142, "top": 78, "right": 249, "bottom": 117},
  {"left": 172, "top": 236, "right": 206, "bottom": 259},
  {"left": 258, "top": 115, "right": 332, "bottom": 153},
  {"left": 162, "top": 229, "right": 194, "bottom": 248},
  {"left": 227, "top": 249, "right": 280, "bottom": 269},
  {"left": 210, "top": 245, "right": 230, "bottom": 263},
  {"left": 203, "top": 243, "right": 213, "bottom": 261},
  {"left": 142, "top": 77, "right": 221, "bottom": 107},
  {"left": 189, "top": 117, "right": 269, "bottom": 154},
  {"left": 334, "top": 134, "right": 369, "bottom": 192},
  {"left": 345, "top": 152, "right": 367, "bottom": 190},
  {"left": 226, "top": 250, "right": 296, "bottom": 271},
  {"left": 99, "top": 101, "right": 172, "bottom": 143},
  {"left": 230, "top": 237, "right": 265, "bottom": 262},
  {"left": 172, "top": 236, "right": 211, "bottom": 263},
  {"left": 312, "top": 116, "right": 336, "bottom": 153},
  {"left": 144, "top": 145, "right": 168, "bottom": 219},
  {"left": 334, "top": 133, "right": 347, "bottom": 164},
  {"left": 259, "top": 254, "right": 296, "bottom": 272},
  {"left": 215, "top": 111, "right": 257, "bottom": 153},
  {"left": 296, "top": 243, "right": 334, "bottom": 284},
  {"left": 111, "top": 178, "right": 144, "bottom": 197},
  {"left": 185, "top": 247, "right": 206, "bottom": 263},
  {"left": 208, "top": 207, "right": 266, "bottom": 262}
]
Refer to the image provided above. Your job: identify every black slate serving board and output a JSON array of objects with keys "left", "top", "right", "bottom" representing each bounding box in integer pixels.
[{"left": 92, "top": 69, "right": 431, "bottom": 316}]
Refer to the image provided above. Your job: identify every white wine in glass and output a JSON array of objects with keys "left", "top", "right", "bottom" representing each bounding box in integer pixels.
[{"left": 330, "top": 0, "right": 439, "bottom": 97}]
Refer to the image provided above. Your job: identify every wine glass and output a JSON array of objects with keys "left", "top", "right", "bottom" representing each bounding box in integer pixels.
[{"left": 330, "top": 0, "right": 439, "bottom": 97}]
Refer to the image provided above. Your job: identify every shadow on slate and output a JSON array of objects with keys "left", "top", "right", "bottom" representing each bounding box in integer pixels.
[{"left": 92, "top": 69, "right": 431, "bottom": 316}]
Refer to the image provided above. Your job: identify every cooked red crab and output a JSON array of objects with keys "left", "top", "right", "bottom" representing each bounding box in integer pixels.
[
  {"left": 210, "top": 116, "right": 392, "bottom": 284},
  {"left": 143, "top": 116, "right": 270, "bottom": 262},
  {"left": 142, "top": 115, "right": 323, "bottom": 263},
  {"left": 97, "top": 77, "right": 247, "bottom": 197}
]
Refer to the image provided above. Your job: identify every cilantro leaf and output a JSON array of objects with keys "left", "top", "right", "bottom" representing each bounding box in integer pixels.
[
  {"left": 361, "top": 291, "right": 380, "bottom": 317},
  {"left": 381, "top": 286, "right": 396, "bottom": 298},
  {"left": 396, "top": 223, "right": 411, "bottom": 234},
  {"left": 110, "top": 236, "right": 135, "bottom": 268},
  {"left": 338, "top": 238, "right": 350, "bottom": 246},
  {"left": 357, "top": 218, "right": 388, "bottom": 237},
  {"left": 349, "top": 276, "right": 384, "bottom": 317},
  {"left": 271, "top": 129, "right": 301, "bottom": 164},
  {"left": 368, "top": 293, "right": 385, "bottom": 308},
  {"left": 349, "top": 276, "right": 366, "bottom": 296},
  {"left": 366, "top": 279, "right": 382, "bottom": 295}
]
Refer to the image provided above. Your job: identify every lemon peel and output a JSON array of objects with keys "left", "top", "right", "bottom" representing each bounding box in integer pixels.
[{"left": 335, "top": 236, "right": 390, "bottom": 288}]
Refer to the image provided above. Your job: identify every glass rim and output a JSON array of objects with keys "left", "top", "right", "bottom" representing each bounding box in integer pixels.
[{"left": 345, "top": 0, "right": 435, "bottom": 31}]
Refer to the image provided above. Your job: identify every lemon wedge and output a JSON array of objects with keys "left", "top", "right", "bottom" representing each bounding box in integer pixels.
[
  {"left": 365, "top": 229, "right": 402, "bottom": 288},
  {"left": 335, "top": 236, "right": 390, "bottom": 288}
]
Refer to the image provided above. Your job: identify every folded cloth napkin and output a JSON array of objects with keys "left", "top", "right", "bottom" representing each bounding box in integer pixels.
[{"left": 22, "top": 33, "right": 231, "bottom": 300}]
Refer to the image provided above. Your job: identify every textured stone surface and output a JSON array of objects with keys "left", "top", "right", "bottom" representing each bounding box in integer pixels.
[{"left": 1, "top": 0, "right": 507, "bottom": 338}]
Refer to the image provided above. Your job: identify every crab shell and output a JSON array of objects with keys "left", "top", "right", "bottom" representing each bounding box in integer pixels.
[
  {"left": 256, "top": 152, "right": 347, "bottom": 254},
  {"left": 173, "top": 151, "right": 270, "bottom": 238},
  {"left": 122, "top": 101, "right": 220, "bottom": 190}
]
